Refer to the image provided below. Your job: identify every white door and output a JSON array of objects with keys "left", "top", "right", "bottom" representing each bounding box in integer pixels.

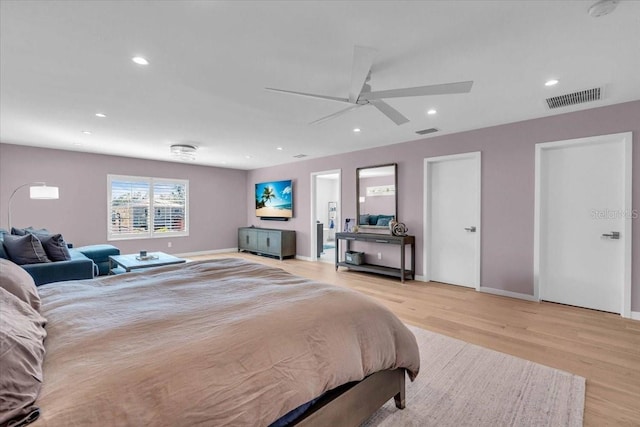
[
  {"left": 424, "top": 152, "right": 481, "bottom": 288},
  {"left": 535, "top": 132, "right": 632, "bottom": 315}
]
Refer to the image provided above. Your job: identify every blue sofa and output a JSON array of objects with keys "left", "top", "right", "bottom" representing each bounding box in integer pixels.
[{"left": 0, "top": 229, "right": 120, "bottom": 286}]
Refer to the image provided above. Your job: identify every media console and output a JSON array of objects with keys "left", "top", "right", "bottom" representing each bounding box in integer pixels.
[
  {"left": 238, "top": 227, "right": 296, "bottom": 260},
  {"left": 335, "top": 232, "right": 415, "bottom": 283}
]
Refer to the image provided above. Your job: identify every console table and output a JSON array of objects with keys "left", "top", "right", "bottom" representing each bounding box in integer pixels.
[{"left": 335, "top": 232, "right": 415, "bottom": 283}]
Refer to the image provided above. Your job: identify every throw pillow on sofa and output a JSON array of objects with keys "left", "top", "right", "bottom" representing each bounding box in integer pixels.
[
  {"left": 2, "top": 234, "right": 51, "bottom": 265},
  {"left": 9, "top": 227, "right": 71, "bottom": 262},
  {"left": 32, "top": 233, "right": 71, "bottom": 262},
  {"left": 0, "top": 229, "right": 9, "bottom": 260},
  {"left": 10, "top": 227, "right": 49, "bottom": 236}
]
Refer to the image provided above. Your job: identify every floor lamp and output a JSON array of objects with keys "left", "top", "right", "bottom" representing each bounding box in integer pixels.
[{"left": 7, "top": 182, "right": 60, "bottom": 229}]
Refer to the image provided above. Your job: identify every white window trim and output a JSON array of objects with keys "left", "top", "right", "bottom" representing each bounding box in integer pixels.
[{"left": 107, "top": 174, "right": 189, "bottom": 241}]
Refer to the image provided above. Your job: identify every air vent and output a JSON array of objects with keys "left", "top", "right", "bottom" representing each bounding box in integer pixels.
[
  {"left": 293, "top": 154, "right": 308, "bottom": 158},
  {"left": 415, "top": 128, "right": 439, "bottom": 135},
  {"left": 546, "top": 87, "right": 602, "bottom": 109}
]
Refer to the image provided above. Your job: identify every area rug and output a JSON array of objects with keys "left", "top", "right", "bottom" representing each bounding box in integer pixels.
[{"left": 364, "top": 325, "right": 585, "bottom": 427}]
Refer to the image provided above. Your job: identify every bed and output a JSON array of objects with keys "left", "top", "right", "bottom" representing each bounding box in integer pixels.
[{"left": 0, "top": 257, "right": 420, "bottom": 427}]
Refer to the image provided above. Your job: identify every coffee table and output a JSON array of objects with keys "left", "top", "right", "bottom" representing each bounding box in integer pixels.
[{"left": 108, "top": 252, "right": 186, "bottom": 274}]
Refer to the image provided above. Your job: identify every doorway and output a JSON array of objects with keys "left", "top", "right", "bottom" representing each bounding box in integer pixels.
[
  {"left": 311, "top": 170, "right": 341, "bottom": 263},
  {"left": 534, "top": 132, "right": 632, "bottom": 316},
  {"left": 424, "top": 152, "right": 481, "bottom": 289}
]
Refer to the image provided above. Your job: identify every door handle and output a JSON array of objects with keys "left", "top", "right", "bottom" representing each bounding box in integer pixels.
[
  {"left": 602, "top": 231, "right": 620, "bottom": 240},
  {"left": 465, "top": 226, "right": 476, "bottom": 232}
]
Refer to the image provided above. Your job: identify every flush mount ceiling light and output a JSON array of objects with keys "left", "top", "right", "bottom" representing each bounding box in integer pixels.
[
  {"left": 545, "top": 79, "right": 559, "bottom": 87},
  {"left": 82, "top": 130, "right": 92, "bottom": 135},
  {"left": 588, "top": 0, "right": 619, "bottom": 17},
  {"left": 132, "top": 56, "right": 149, "bottom": 65},
  {"left": 353, "top": 128, "right": 361, "bottom": 133},
  {"left": 95, "top": 113, "right": 106, "bottom": 118},
  {"left": 427, "top": 109, "right": 437, "bottom": 115},
  {"left": 276, "top": 147, "right": 284, "bottom": 151},
  {"left": 170, "top": 144, "right": 197, "bottom": 161}
]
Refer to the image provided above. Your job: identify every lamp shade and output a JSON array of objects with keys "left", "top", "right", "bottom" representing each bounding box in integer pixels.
[{"left": 29, "top": 185, "right": 59, "bottom": 199}]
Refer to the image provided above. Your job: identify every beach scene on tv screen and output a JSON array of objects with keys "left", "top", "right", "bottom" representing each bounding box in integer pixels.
[{"left": 256, "top": 180, "right": 293, "bottom": 217}]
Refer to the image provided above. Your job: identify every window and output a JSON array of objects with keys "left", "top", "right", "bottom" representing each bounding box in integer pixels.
[{"left": 108, "top": 175, "right": 189, "bottom": 240}]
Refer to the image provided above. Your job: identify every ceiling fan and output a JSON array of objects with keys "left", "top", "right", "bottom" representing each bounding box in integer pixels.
[{"left": 266, "top": 46, "right": 473, "bottom": 126}]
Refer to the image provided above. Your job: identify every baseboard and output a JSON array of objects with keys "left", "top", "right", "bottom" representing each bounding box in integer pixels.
[
  {"left": 175, "top": 248, "right": 237, "bottom": 257},
  {"left": 296, "top": 255, "right": 313, "bottom": 262},
  {"left": 631, "top": 311, "right": 640, "bottom": 321},
  {"left": 479, "top": 286, "right": 539, "bottom": 302},
  {"left": 414, "top": 277, "right": 537, "bottom": 304}
]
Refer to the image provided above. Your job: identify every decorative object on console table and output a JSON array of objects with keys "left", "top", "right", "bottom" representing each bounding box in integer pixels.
[
  {"left": 7, "top": 182, "right": 59, "bottom": 229},
  {"left": 343, "top": 218, "right": 355, "bottom": 232},
  {"left": 335, "top": 232, "right": 415, "bottom": 283},
  {"left": 392, "top": 222, "right": 408, "bottom": 236},
  {"left": 238, "top": 227, "right": 296, "bottom": 260}
]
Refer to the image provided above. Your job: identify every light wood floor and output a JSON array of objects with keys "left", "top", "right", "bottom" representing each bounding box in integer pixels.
[{"left": 189, "top": 253, "right": 640, "bottom": 426}]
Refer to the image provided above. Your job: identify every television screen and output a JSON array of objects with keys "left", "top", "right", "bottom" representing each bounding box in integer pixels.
[{"left": 255, "top": 179, "right": 293, "bottom": 219}]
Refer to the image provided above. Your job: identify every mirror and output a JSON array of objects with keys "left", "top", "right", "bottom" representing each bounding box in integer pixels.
[{"left": 356, "top": 163, "right": 398, "bottom": 232}]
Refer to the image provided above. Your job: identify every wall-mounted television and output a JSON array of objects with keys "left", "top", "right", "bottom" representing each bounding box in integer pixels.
[{"left": 255, "top": 179, "right": 293, "bottom": 220}]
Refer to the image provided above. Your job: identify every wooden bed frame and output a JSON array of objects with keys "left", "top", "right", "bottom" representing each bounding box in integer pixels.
[{"left": 293, "top": 368, "right": 406, "bottom": 426}]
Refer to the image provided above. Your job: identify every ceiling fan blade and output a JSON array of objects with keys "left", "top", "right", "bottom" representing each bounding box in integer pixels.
[
  {"left": 360, "top": 80, "right": 474, "bottom": 100},
  {"left": 309, "top": 105, "right": 361, "bottom": 125},
  {"left": 348, "top": 46, "right": 377, "bottom": 103},
  {"left": 265, "top": 87, "right": 350, "bottom": 104},
  {"left": 369, "top": 99, "right": 409, "bottom": 125}
]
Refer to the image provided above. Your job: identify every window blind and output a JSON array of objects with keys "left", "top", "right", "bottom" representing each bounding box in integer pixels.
[{"left": 108, "top": 175, "right": 189, "bottom": 240}]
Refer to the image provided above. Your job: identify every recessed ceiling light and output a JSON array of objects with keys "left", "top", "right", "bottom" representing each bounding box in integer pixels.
[
  {"left": 276, "top": 147, "right": 283, "bottom": 151},
  {"left": 245, "top": 155, "right": 252, "bottom": 159},
  {"left": 545, "top": 79, "right": 559, "bottom": 87},
  {"left": 427, "top": 109, "right": 437, "bottom": 115},
  {"left": 82, "top": 130, "right": 92, "bottom": 135},
  {"left": 72, "top": 142, "right": 83, "bottom": 146},
  {"left": 353, "top": 128, "right": 361, "bottom": 133},
  {"left": 132, "top": 56, "right": 149, "bottom": 65},
  {"left": 95, "top": 113, "right": 106, "bottom": 118}
]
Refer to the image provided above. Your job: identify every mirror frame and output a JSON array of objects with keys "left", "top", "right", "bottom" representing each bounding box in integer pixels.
[{"left": 356, "top": 163, "right": 398, "bottom": 230}]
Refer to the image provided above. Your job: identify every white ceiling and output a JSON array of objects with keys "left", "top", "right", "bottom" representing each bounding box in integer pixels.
[{"left": 1, "top": 1, "right": 639, "bottom": 170}]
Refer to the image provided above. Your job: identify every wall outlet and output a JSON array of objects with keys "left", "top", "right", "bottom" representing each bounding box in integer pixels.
[
  {"left": 167, "top": 241, "right": 172, "bottom": 248},
  {"left": 377, "top": 252, "right": 382, "bottom": 260}
]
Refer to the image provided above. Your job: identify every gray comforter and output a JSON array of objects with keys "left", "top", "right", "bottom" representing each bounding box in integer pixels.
[{"left": 33, "top": 258, "right": 420, "bottom": 426}]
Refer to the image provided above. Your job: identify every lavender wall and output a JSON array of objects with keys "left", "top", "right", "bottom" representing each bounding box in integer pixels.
[
  {"left": 247, "top": 100, "right": 640, "bottom": 309},
  {"left": 0, "top": 144, "right": 247, "bottom": 254},
  {"left": 1, "top": 101, "right": 638, "bottom": 309}
]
